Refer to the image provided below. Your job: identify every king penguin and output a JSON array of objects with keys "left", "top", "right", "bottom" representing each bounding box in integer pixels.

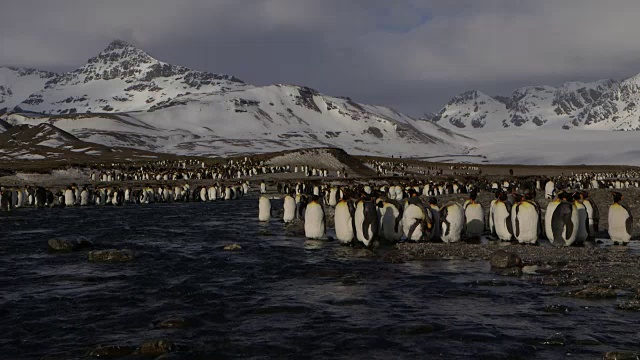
[
  {"left": 304, "top": 195, "right": 325, "bottom": 239},
  {"left": 546, "top": 192, "right": 579, "bottom": 247},
  {"left": 401, "top": 190, "right": 430, "bottom": 241},
  {"left": 334, "top": 192, "right": 356, "bottom": 245},
  {"left": 511, "top": 194, "right": 539, "bottom": 244},
  {"left": 608, "top": 192, "right": 633, "bottom": 245},
  {"left": 581, "top": 191, "right": 600, "bottom": 236},
  {"left": 378, "top": 198, "right": 404, "bottom": 243},
  {"left": 440, "top": 202, "right": 465, "bottom": 243},
  {"left": 463, "top": 191, "right": 484, "bottom": 239},
  {"left": 283, "top": 193, "right": 297, "bottom": 223},
  {"left": 493, "top": 192, "right": 514, "bottom": 242},
  {"left": 572, "top": 192, "right": 589, "bottom": 245},
  {"left": 354, "top": 192, "right": 380, "bottom": 247},
  {"left": 258, "top": 196, "right": 271, "bottom": 222}
]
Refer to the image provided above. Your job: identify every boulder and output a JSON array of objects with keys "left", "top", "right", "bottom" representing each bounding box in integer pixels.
[
  {"left": 138, "top": 339, "right": 176, "bottom": 357},
  {"left": 565, "top": 286, "right": 617, "bottom": 299},
  {"left": 86, "top": 345, "right": 135, "bottom": 358},
  {"left": 48, "top": 238, "right": 94, "bottom": 253},
  {"left": 490, "top": 250, "right": 522, "bottom": 269},
  {"left": 223, "top": 244, "right": 242, "bottom": 251},
  {"left": 88, "top": 249, "right": 134, "bottom": 263}
]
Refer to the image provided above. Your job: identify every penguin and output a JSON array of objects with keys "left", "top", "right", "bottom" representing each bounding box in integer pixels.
[
  {"left": 260, "top": 181, "right": 267, "bottom": 194},
  {"left": 354, "top": 193, "right": 380, "bottom": 247},
  {"left": 493, "top": 192, "right": 514, "bottom": 242},
  {"left": 64, "top": 187, "right": 76, "bottom": 207},
  {"left": 283, "top": 194, "right": 297, "bottom": 223},
  {"left": 440, "top": 202, "right": 465, "bottom": 243},
  {"left": 304, "top": 195, "right": 325, "bottom": 239},
  {"left": 258, "top": 196, "right": 271, "bottom": 222},
  {"left": 80, "top": 187, "right": 90, "bottom": 206},
  {"left": 463, "top": 191, "right": 484, "bottom": 239},
  {"left": 334, "top": 193, "right": 356, "bottom": 245},
  {"left": 581, "top": 191, "right": 600, "bottom": 235},
  {"left": 608, "top": 192, "right": 633, "bottom": 245},
  {"left": 427, "top": 197, "right": 441, "bottom": 241},
  {"left": 572, "top": 192, "right": 589, "bottom": 245},
  {"left": 546, "top": 192, "right": 579, "bottom": 247},
  {"left": 488, "top": 191, "right": 500, "bottom": 238},
  {"left": 402, "top": 191, "right": 430, "bottom": 241},
  {"left": 545, "top": 180, "right": 555, "bottom": 200},
  {"left": 511, "top": 194, "right": 539, "bottom": 244},
  {"left": 378, "top": 198, "right": 404, "bottom": 243}
]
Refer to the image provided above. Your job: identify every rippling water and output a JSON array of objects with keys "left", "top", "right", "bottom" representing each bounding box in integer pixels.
[{"left": 1, "top": 197, "right": 640, "bottom": 359}]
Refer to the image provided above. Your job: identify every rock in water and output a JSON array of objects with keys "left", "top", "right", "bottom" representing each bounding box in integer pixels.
[
  {"left": 138, "top": 339, "right": 176, "bottom": 356},
  {"left": 566, "top": 287, "right": 617, "bottom": 299},
  {"left": 154, "top": 318, "right": 190, "bottom": 329},
  {"left": 48, "top": 239, "right": 74, "bottom": 252},
  {"left": 223, "top": 244, "right": 242, "bottom": 251},
  {"left": 490, "top": 250, "right": 522, "bottom": 269},
  {"left": 88, "top": 249, "right": 134, "bottom": 262},
  {"left": 48, "top": 238, "right": 94, "bottom": 252},
  {"left": 603, "top": 351, "right": 640, "bottom": 360},
  {"left": 86, "top": 345, "right": 135, "bottom": 358}
]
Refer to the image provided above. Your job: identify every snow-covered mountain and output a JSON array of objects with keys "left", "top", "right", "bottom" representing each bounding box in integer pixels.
[
  {"left": 0, "top": 67, "right": 57, "bottom": 114},
  {"left": 0, "top": 40, "right": 471, "bottom": 159},
  {"left": 430, "top": 78, "right": 640, "bottom": 131}
]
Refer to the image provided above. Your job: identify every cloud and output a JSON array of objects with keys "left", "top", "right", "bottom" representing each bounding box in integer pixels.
[{"left": 2, "top": 0, "right": 640, "bottom": 115}]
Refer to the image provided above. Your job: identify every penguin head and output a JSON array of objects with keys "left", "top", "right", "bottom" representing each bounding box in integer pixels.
[
  {"left": 513, "top": 194, "right": 524, "bottom": 203},
  {"left": 469, "top": 191, "right": 478, "bottom": 201},
  {"left": 572, "top": 192, "right": 582, "bottom": 201},
  {"left": 612, "top": 191, "right": 623, "bottom": 203},
  {"left": 497, "top": 191, "right": 508, "bottom": 202},
  {"left": 428, "top": 197, "right": 438, "bottom": 206}
]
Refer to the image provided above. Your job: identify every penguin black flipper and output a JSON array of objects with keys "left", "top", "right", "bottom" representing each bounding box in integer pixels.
[
  {"left": 394, "top": 202, "right": 404, "bottom": 233},
  {"left": 514, "top": 204, "right": 521, "bottom": 238},
  {"left": 440, "top": 207, "right": 451, "bottom": 237},
  {"left": 591, "top": 200, "right": 600, "bottom": 232},
  {"left": 552, "top": 203, "right": 573, "bottom": 247},
  {"left": 408, "top": 220, "right": 422, "bottom": 240},
  {"left": 362, "top": 204, "right": 371, "bottom": 241}
]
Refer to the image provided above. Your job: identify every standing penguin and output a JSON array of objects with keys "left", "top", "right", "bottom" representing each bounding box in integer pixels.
[
  {"left": 608, "top": 192, "right": 633, "bottom": 245},
  {"left": 304, "top": 195, "right": 325, "bottom": 239},
  {"left": 545, "top": 180, "right": 555, "bottom": 200},
  {"left": 283, "top": 193, "right": 297, "bottom": 223},
  {"left": 258, "top": 196, "right": 271, "bottom": 222},
  {"left": 493, "top": 192, "right": 514, "bottom": 242},
  {"left": 581, "top": 191, "right": 600, "bottom": 236},
  {"left": 511, "top": 194, "right": 539, "bottom": 244},
  {"left": 427, "top": 197, "right": 441, "bottom": 241},
  {"left": 64, "top": 187, "right": 76, "bottom": 207},
  {"left": 354, "top": 193, "right": 380, "bottom": 247},
  {"left": 488, "top": 191, "right": 501, "bottom": 238},
  {"left": 401, "top": 191, "right": 430, "bottom": 241},
  {"left": 334, "top": 192, "right": 356, "bottom": 245},
  {"left": 463, "top": 191, "right": 484, "bottom": 239},
  {"left": 440, "top": 202, "right": 465, "bottom": 243},
  {"left": 378, "top": 198, "right": 404, "bottom": 243},
  {"left": 572, "top": 192, "right": 589, "bottom": 245},
  {"left": 546, "top": 192, "right": 579, "bottom": 247}
]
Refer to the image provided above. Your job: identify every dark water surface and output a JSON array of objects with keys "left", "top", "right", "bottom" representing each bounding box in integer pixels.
[{"left": 1, "top": 197, "right": 640, "bottom": 359}]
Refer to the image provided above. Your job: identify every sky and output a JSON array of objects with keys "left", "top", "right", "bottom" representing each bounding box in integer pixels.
[{"left": 2, "top": 0, "right": 640, "bottom": 116}]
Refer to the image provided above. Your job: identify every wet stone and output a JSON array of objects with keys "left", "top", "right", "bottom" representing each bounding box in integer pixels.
[
  {"left": 616, "top": 299, "right": 640, "bottom": 311},
  {"left": 382, "top": 250, "right": 407, "bottom": 264},
  {"left": 138, "top": 339, "right": 176, "bottom": 357},
  {"left": 540, "top": 333, "right": 566, "bottom": 346},
  {"left": 154, "top": 318, "right": 190, "bottom": 329},
  {"left": 88, "top": 249, "right": 134, "bottom": 263},
  {"left": 603, "top": 351, "right": 640, "bottom": 360},
  {"left": 543, "top": 305, "right": 571, "bottom": 314},
  {"left": 490, "top": 250, "right": 522, "bottom": 269},
  {"left": 223, "top": 244, "right": 242, "bottom": 251},
  {"left": 86, "top": 345, "right": 135, "bottom": 358},
  {"left": 500, "top": 267, "right": 522, "bottom": 277},
  {"left": 48, "top": 238, "right": 94, "bottom": 253},
  {"left": 565, "top": 287, "right": 617, "bottom": 299}
]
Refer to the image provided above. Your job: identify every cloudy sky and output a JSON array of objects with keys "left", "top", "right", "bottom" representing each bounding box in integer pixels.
[{"left": 2, "top": 0, "right": 640, "bottom": 116}]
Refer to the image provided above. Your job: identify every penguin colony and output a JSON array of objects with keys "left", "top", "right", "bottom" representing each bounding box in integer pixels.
[
  {"left": 261, "top": 174, "right": 637, "bottom": 247},
  {"left": 1, "top": 156, "right": 637, "bottom": 246}
]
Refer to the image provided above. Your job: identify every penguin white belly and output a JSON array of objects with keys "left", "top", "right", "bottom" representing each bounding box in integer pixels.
[
  {"left": 512, "top": 202, "right": 538, "bottom": 244},
  {"left": 493, "top": 203, "right": 512, "bottom": 241},
  {"left": 224, "top": 188, "right": 232, "bottom": 200},
  {"left": 548, "top": 203, "right": 579, "bottom": 246},
  {"left": 489, "top": 200, "right": 497, "bottom": 235},
  {"left": 354, "top": 202, "right": 374, "bottom": 246},
  {"left": 608, "top": 204, "right": 632, "bottom": 244},
  {"left": 304, "top": 203, "right": 325, "bottom": 239},
  {"left": 402, "top": 204, "right": 425, "bottom": 241},
  {"left": 200, "top": 188, "right": 207, "bottom": 202},
  {"left": 80, "top": 190, "right": 90, "bottom": 206},
  {"left": 545, "top": 182, "right": 555, "bottom": 199},
  {"left": 544, "top": 201, "right": 560, "bottom": 241},
  {"left": 441, "top": 204, "right": 464, "bottom": 243},
  {"left": 380, "top": 203, "right": 402, "bottom": 242},
  {"left": 465, "top": 204, "right": 485, "bottom": 237},
  {"left": 334, "top": 202, "right": 354, "bottom": 244},
  {"left": 283, "top": 196, "right": 296, "bottom": 223},
  {"left": 258, "top": 197, "right": 271, "bottom": 222},
  {"left": 64, "top": 190, "right": 75, "bottom": 207}
]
